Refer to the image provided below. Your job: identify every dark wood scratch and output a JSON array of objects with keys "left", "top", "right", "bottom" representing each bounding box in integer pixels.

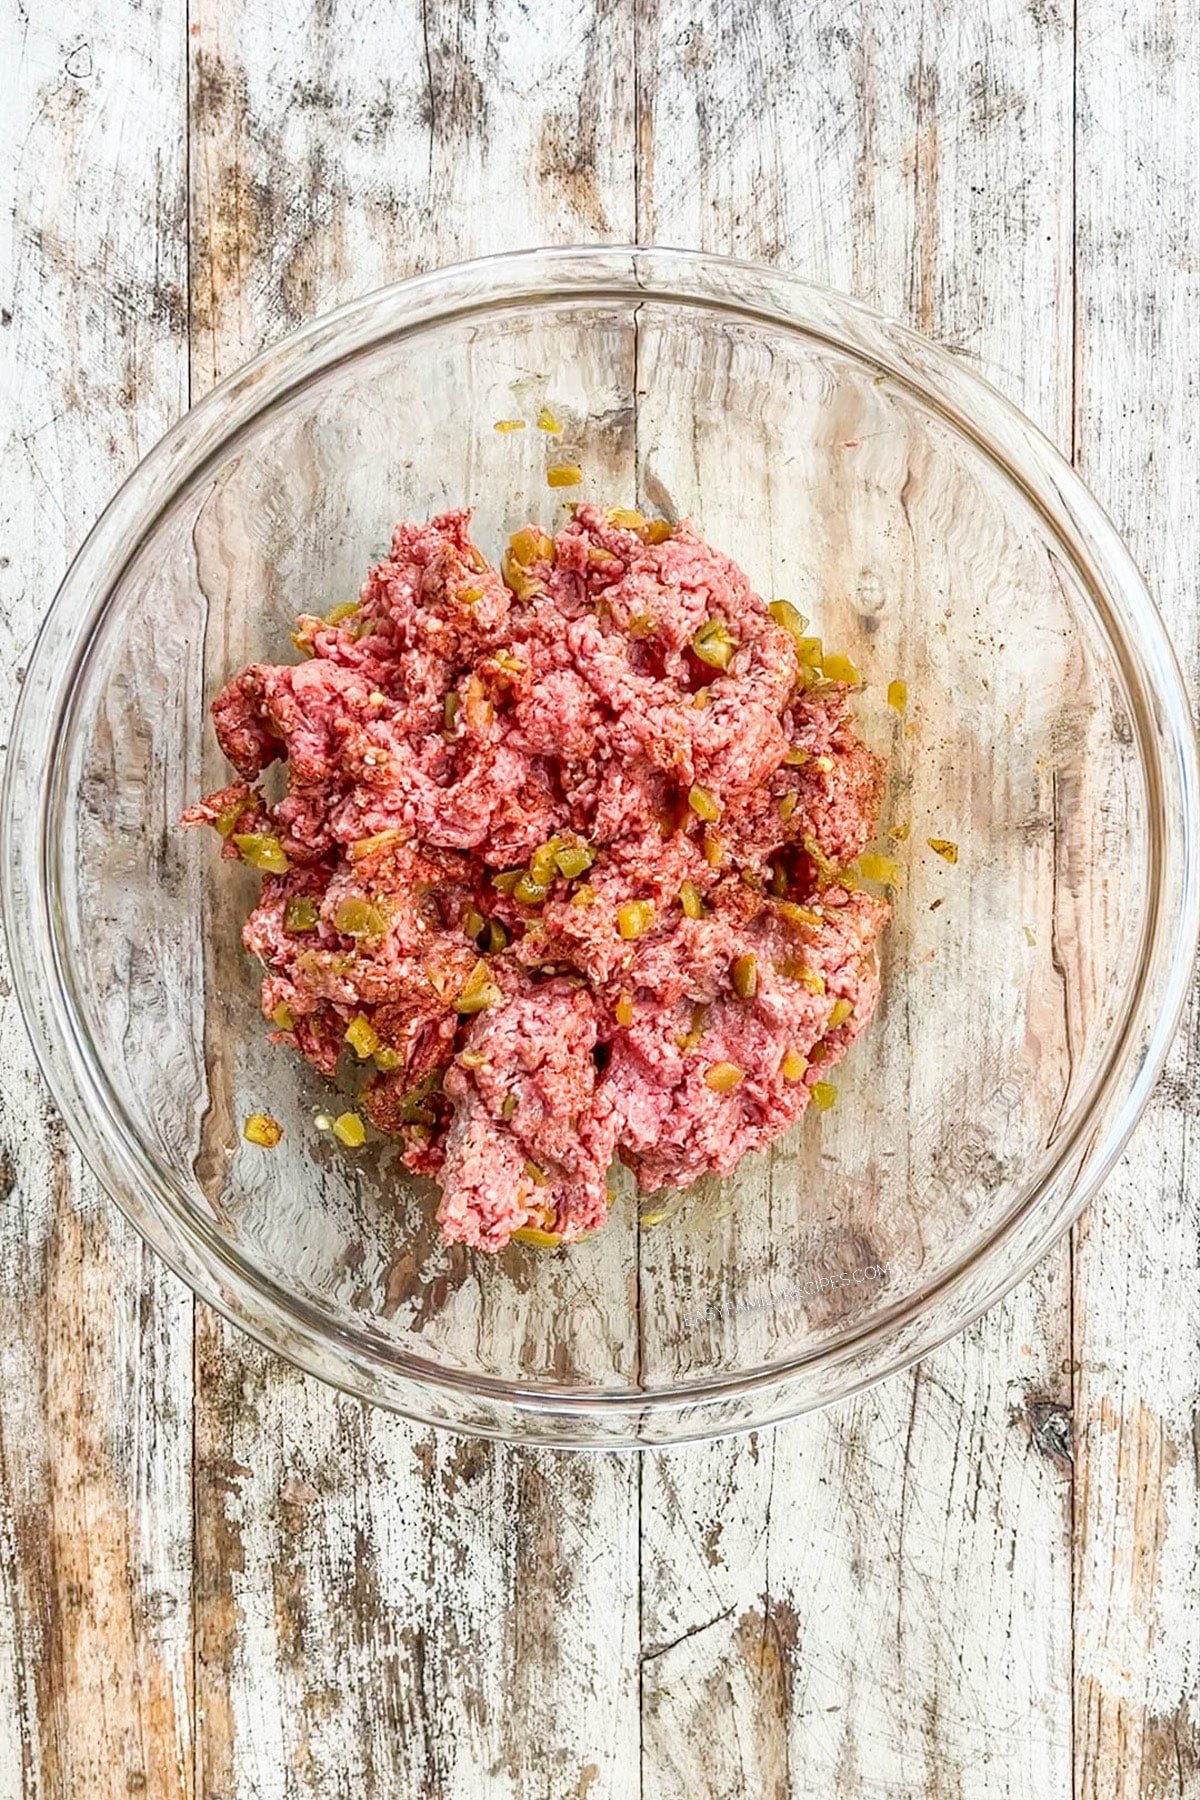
[{"left": 639, "top": 1603, "right": 737, "bottom": 1664}]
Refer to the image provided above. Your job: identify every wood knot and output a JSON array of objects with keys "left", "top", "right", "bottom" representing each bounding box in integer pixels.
[{"left": 1025, "top": 1397, "right": 1073, "bottom": 1467}]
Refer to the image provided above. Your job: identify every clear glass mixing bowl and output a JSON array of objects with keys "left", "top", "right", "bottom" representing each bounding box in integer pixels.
[{"left": 4, "top": 247, "right": 1197, "bottom": 1445}]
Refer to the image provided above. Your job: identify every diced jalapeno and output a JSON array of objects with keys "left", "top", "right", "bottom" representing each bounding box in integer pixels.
[
  {"left": 768, "top": 598, "right": 809, "bottom": 640},
  {"left": 455, "top": 960, "right": 502, "bottom": 1015},
  {"left": 692, "top": 619, "right": 736, "bottom": 670},
  {"left": 857, "top": 852, "right": 902, "bottom": 886},
  {"left": 675, "top": 1002, "right": 709, "bottom": 1053},
  {"left": 510, "top": 527, "right": 554, "bottom": 566},
  {"left": 513, "top": 872, "right": 550, "bottom": 907},
  {"left": 554, "top": 839, "right": 595, "bottom": 880},
  {"left": 233, "top": 832, "right": 289, "bottom": 874},
  {"left": 512, "top": 1225, "right": 562, "bottom": 1248},
  {"left": 332, "top": 1110, "right": 366, "bottom": 1146},
  {"left": 334, "top": 897, "right": 387, "bottom": 939},
  {"left": 349, "top": 830, "right": 403, "bottom": 861},
  {"left": 679, "top": 880, "right": 705, "bottom": 920},
  {"left": 821, "top": 651, "right": 860, "bottom": 685},
  {"left": 528, "top": 840, "right": 561, "bottom": 887},
  {"left": 485, "top": 918, "right": 509, "bottom": 953},
  {"left": 243, "top": 1112, "right": 282, "bottom": 1147},
  {"left": 731, "top": 954, "right": 758, "bottom": 1000},
  {"left": 687, "top": 784, "right": 721, "bottom": 822},
  {"left": 345, "top": 1014, "right": 381, "bottom": 1059},
  {"left": 284, "top": 896, "right": 320, "bottom": 932},
  {"left": 617, "top": 900, "right": 655, "bottom": 940},
  {"left": 214, "top": 798, "right": 249, "bottom": 838}
]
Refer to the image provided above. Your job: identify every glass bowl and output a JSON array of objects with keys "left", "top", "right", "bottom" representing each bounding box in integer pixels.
[{"left": 4, "top": 247, "right": 1197, "bottom": 1447}]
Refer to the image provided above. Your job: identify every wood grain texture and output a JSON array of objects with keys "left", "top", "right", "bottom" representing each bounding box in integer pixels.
[
  {"left": 188, "top": 3, "right": 640, "bottom": 1797},
  {"left": 1, "top": 0, "right": 1197, "bottom": 1795},
  {"left": 637, "top": 1, "right": 1076, "bottom": 1791},
  {"left": 1072, "top": 0, "right": 1200, "bottom": 1793},
  {"left": 0, "top": 3, "right": 194, "bottom": 1797}
]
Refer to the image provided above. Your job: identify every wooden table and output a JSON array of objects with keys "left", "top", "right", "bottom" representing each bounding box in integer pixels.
[{"left": 2, "top": 2, "right": 1196, "bottom": 1794}]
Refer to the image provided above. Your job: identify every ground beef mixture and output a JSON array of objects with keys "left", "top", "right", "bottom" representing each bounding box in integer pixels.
[{"left": 185, "top": 506, "right": 889, "bottom": 1251}]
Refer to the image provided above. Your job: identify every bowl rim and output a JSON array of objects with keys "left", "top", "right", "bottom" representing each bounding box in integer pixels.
[{"left": 4, "top": 243, "right": 1198, "bottom": 1444}]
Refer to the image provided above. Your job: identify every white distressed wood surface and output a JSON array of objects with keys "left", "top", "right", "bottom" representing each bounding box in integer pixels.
[
  {"left": 637, "top": 6, "right": 1077, "bottom": 1795},
  {"left": 188, "top": 6, "right": 641, "bottom": 1799},
  {"left": 0, "top": 5, "right": 195, "bottom": 1799},
  {"left": 0, "top": 2, "right": 1196, "bottom": 1798},
  {"left": 1072, "top": 1, "right": 1200, "bottom": 1791}
]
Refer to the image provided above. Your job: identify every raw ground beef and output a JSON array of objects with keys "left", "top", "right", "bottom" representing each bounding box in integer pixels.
[{"left": 185, "top": 506, "right": 889, "bottom": 1251}]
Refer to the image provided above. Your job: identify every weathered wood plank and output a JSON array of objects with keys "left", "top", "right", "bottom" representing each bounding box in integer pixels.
[
  {"left": 637, "top": 0, "right": 1076, "bottom": 1791},
  {"left": 188, "top": 3, "right": 640, "bottom": 1796},
  {"left": 1073, "top": 0, "right": 1200, "bottom": 1792},
  {"left": 3, "top": 1, "right": 1196, "bottom": 1796},
  {"left": 0, "top": 3, "right": 194, "bottom": 1797}
]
